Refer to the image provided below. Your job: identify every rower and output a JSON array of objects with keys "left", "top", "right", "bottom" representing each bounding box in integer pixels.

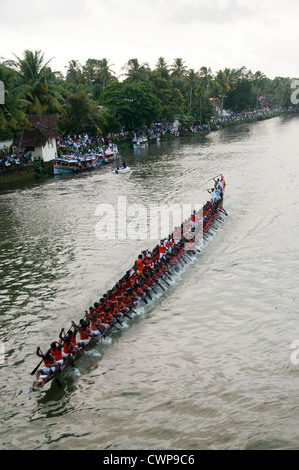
[
  {"left": 144, "top": 253, "right": 154, "bottom": 271},
  {"left": 90, "top": 313, "right": 105, "bottom": 336},
  {"left": 103, "top": 308, "right": 116, "bottom": 329},
  {"left": 115, "top": 296, "right": 128, "bottom": 314},
  {"left": 122, "top": 291, "right": 133, "bottom": 309},
  {"left": 158, "top": 239, "right": 167, "bottom": 259},
  {"left": 72, "top": 320, "right": 93, "bottom": 348},
  {"left": 166, "top": 235, "right": 174, "bottom": 253},
  {"left": 35, "top": 347, "right": 57, "bottom": 383},
  {"left": 136, "top": 254, "right": 144, "bottom": 277},
  {"left": 50, "top": 341, "right": 64, "bottom": 369},
  {"left": 62, "top": 335, "right": 77, "bottom": 360}
]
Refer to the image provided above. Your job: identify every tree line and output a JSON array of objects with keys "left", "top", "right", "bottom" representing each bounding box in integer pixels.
[{"left": 0, "top": 50, "right": 297, "bottom": 139}]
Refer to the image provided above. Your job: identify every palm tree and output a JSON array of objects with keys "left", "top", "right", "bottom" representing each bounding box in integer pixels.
[
  {"left": 194, "top": 67, "right": 213, "bottom": 124},
  {"left": 66, "top": 59, "right": 83, "bottom": 85},
  {"left": 185, "top": 69, "right": 199, "bottom": 111},
  {"left": 252, "top": 70, "right": 267, "bottom": 112},
  {"left": 213, "top": 69, "right": 230, "bottom": 116},
  {"left": 271, "top": 76, "right": 292, "bottom": 108},
  {"left": 170, "top": 58, "right": 187, "bottom": 80},
  {"left": 97, "top": 58, "right": 115, "bottom": 90},
  {"left": 199, "top": 66, "right": 213, "bottom": 93},
  {"left": 11, "top": 50, "right": 64, "bottom": 114},
  {"left": 121, "top": 58, "right": 150, "bottom": 82},
  {"left": 155, "top": 57, "right": 169, "bottom": 74},
  {"left": 0, "top": 64, "right": 29, "bottom": 130},
  {"left": 10, "top": 50, "right": 64, "bottom": 148},
  {"left": 82, "top": 58, "right": 99, "bottom": 84}
]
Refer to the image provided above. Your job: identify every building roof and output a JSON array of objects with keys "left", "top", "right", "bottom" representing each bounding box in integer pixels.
[{"left": 14, "top": 114, "right": 59, "bottom": 148}]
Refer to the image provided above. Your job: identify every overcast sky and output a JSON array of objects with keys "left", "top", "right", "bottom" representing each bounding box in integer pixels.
[{"left": 1, "top": 0, "right": 298, "bottom": 79}]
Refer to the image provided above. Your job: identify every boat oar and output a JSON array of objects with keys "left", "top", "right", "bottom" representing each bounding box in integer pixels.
[
  {"left": 220, "top": 208, "right": 228, "bottom": 216},
  {"left": 162, "top": 277, "right": 170, "bottom": 286},
  {"left": 145, "top": 290, "right": 152, "bottom": 300},
  {"left": 179, "top": 255, "right": 187, "bottom": 264},
  {"left": 157, "top": 281, "right": 165, "bottom": 291},
  {"left": 108, "top": 322, "right": 121, "bottom": 333},
  {"left": 30, "top": 358, "right": 43, "bottom": 376},
  {"left": 30, "top": 347, "right": 49, "bottom": 376},
  {"left": 113, "top": 315, "right": 123, "bottom": 327},
  {"left": 122, "top": 311, "right": 132, "bottom": 320}
]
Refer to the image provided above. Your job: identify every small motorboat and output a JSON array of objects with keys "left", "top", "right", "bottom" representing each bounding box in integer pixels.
[{"left": 113, "top": 166, "right": 131, "bottom": 174}]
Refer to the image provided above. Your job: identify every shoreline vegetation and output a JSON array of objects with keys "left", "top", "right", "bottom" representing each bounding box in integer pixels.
[
  {"left": 0, "top": 50, "right": 298, "bottom": 187},
  {"left": 0, "top": 108, "right": 296, "bottom": 189}
]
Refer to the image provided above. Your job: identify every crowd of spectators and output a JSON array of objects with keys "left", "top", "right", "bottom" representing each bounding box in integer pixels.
[
  {"left": 181, "top": 107, "right": 294, "bottom": 134},
  {"left": 1, "top": 107, "right": 296, "bottom": 170},
  {"left": 0, "top": 148, "right": 33, "bottom": 170}
]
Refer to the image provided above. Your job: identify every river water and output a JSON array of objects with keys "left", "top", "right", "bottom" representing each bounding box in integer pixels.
[{"left": 0, "top": 116, "right": 299, "bottom": 450}]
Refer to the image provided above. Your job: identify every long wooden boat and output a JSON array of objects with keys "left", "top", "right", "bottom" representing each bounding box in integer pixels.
[{"left": 30, "top": 182, "right": 227, "bottom": 391}]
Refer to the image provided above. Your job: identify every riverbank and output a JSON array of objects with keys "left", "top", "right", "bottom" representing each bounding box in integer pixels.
[
  {"left": 1, "top": 109, "right": 297, "bottom": 190},
  {"left": 0, "top": 160, "right": 53, "bottom": 190},
  {"left": 179, "top": 109, "right": 298, "bottom": 136}
]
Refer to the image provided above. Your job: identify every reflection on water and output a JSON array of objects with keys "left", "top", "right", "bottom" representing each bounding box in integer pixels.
[{"left": 1, "top": 116, "right": 299, "bottom": 450}]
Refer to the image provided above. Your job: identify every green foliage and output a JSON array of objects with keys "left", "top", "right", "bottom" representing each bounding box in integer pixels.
[
  {"left": 1, "top": 50, "right": 298, "bottom": 139},
  {"left": 150, "top": 70, "right": 184, "bottom": 122},
  {"left": 0, "top": 64, "right": 30, "bottom": 130},
  {"left": 10, "top": 50, "right": 64, "bottom": 115},
  {"left": 57, "top": 91, "right": 102, "bottom": 135},
  {"left": 33, "top": 159, "right": 46, "bottom": 177},
  {"left": 224, "top": 79, "right": 255, "bottom": 112},
  {"left": 102, "top": 81, "right": 162, "bottom": 129},
  {"left": 98, "top": 108, "right": 121, "bottom": 135},
  {"left": 193, "top": 87, "right": 214, "bottom": 124}
]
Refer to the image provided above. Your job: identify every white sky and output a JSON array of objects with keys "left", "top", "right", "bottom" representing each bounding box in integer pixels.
[{"left": 1, "top": 0, "right": 299, "bottom": 79}]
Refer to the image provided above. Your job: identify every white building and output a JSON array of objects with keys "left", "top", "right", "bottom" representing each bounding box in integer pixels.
[{"left": 14, "top": 114, "right": 59, "bottom": 162}]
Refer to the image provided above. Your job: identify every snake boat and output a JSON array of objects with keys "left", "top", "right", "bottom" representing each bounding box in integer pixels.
[{"left": 30, "top": 184, "right": 227, "bottom": 391}]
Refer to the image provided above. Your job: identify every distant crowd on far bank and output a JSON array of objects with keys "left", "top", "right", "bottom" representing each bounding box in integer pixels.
[{"left": 0, "top": 106, "right": 297, "bottom": 171}]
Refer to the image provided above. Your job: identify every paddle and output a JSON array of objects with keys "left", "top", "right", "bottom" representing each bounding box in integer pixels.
[
  {"left": 162, "top": 277, "right": 171, "bottom": 286},
  {"left": 122, "top": 311, "right": 132, "bottom": 320},
  {"left": 30, "top": 348, "right": 49, "bottom": 376},
  {"left": 220, "top": 208, "right": 228, "bottom": 216},
  {"left": 30, "top": 358, "right": 44, "bottom": 376},
  {"left": 113, "top": 315, "right": 123, "bottom": 327},
  {"left": 145, "top": 290, "right": 152, "bottom": 300},
  {"left": 157, "top": 281, "right": 165, "bottom": 291},
  {"left": 104, "top": 321, "right": 121, "bottom": 335}
]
